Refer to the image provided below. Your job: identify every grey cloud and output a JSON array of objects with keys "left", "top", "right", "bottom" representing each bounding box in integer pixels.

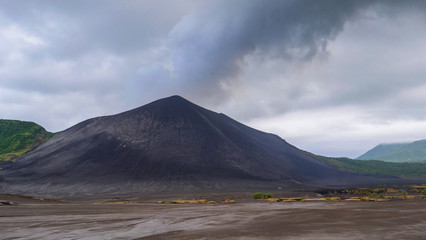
[
  {"left": 0, "top": 0, "right": 193, "bottom": 59},
  {"left": 165, "top": 0, "right": 426, "bottom": 116},
  {"left": 167, "top": 0, "right": 375, "bottom": 100},
  {"left": 0, "top": 0, "right": 193, "bottom": 103}
]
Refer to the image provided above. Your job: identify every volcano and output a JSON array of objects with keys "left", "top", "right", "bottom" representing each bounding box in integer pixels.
[{"left": 0, "top": 96, "right": 400, "bottom": 196}]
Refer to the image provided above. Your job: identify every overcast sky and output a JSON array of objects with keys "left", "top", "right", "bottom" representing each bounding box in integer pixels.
[{"left": 1, "top": 0, "right": 426, "bottom": 158}]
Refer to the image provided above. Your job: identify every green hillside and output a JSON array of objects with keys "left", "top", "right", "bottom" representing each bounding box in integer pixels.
[
  {"left": 357, "top": 143, "right": 407, "bottom": 160},
  {"left": 0, "top": 119, "right": 54, "bottom": 162},
  {"left": 313, "top": 154, "right": 426, "bottom": 178},
  {"left": 357, "top": 140, "right": 426, "bottom": 163}
]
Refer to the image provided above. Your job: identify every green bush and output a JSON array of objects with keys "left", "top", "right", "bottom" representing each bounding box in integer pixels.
[
  {"left": 325, "top": 197, "right": 331, "bottom": 201},
  {"left": 369, "top": 193, "right": 377, "bottom": 198},
  {"left": 422, "top": 189, "right": 426, "bottom": 195},
  {"left": 253, "top": 192, "right": 263, "bottom": 199},
  {"left": 264, "top": 193, "right": 274, "bottom": 199}
]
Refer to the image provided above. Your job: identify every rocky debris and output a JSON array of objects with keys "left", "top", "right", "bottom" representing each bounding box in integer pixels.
[{"left": 0, "top": 200, "right": 15, "bottom": 205}]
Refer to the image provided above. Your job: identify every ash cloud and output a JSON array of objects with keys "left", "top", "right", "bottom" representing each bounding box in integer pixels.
[{"left": 166, "top": 0, "right": 374, "bottom": 99}]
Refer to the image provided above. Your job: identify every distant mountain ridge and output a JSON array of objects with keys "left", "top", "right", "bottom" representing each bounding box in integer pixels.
[
  {"left": 0, "top": 120, "right": 54, "bottom": 162},
  {"left": 357, "top": 140, "right": 426, "bottom": 163}
]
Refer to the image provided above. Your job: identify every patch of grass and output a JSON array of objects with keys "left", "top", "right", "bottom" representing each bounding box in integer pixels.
[
  {"left": 422, "top": 189, "right": 426, "bottom": 195},
  {"left": 386, "top": 188, "right": 400, "bottom": 193},
  {"left": 369, "top": 193, "right": 377, "bottom": 198},
  {"left": 401, "top": 195, "right": 421, "bottom": 200},
  {"left": 253, "top": 192, "right": 264, "bottom": 199},
  {"left": 325, "top": 197, "right": 331, "bottom": 201},
  {"left": 253, "top": 192, "right": 274, "bottom": 199},
  {"left": 264, "top": 193, "right": 274, "bottom": 199},
  {"left": 345, "top": 197, "right": 361, "bottom": 201}
]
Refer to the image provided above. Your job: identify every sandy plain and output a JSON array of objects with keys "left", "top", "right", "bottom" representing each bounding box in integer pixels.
[{"left": 1, "top": 192, "right": 425, "bottom": 240}]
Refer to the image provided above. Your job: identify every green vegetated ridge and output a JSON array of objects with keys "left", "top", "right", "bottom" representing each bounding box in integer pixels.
[
  {"left": 357, "top": 140, "right": 426, "bottom": 163},
  {"left": 313, "top": 154, "right": 426, "bottom": 178},
  {"left": 0, "top": 119, "right": 54, "bottom": 162}
]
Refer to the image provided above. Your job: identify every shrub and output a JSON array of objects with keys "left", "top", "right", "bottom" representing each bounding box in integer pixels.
[
  {"left": 369, "top": 193, "right": 377, "bottom": 198},
  {"left": 253, "top": 192, "right": 264, "bottom": 199},
  {"left": 264, "top": 193, "right": 274, "bottom": 199},
  {"left": 325, "top": 197, "right": 331, "bottom": 201},
  {"left": 422, "top": 189, "right": 426, "bottom": 195}
]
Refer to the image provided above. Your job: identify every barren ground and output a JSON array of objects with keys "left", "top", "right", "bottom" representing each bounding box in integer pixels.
[{"left": 1, "top": 194, "right": 425, "bottom": 240}]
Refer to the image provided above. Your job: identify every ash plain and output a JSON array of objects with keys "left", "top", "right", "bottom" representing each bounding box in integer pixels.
[{"left": 1, "top": 190, "right": 425, "bottom": 240}]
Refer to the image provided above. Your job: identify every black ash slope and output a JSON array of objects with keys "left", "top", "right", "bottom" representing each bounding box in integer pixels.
[{"left": 0, "top": 96, "right": 408, "bottom": 196}]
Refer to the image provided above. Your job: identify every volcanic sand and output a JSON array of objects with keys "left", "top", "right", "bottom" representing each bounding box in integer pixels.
[{"left": 1, "top": 195, "right": 425, "bottom": 240}]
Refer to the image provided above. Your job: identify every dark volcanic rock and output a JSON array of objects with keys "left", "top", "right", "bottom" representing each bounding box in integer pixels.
[{"left": 0, "top": 96, "right": 404, "bottom": 196}]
